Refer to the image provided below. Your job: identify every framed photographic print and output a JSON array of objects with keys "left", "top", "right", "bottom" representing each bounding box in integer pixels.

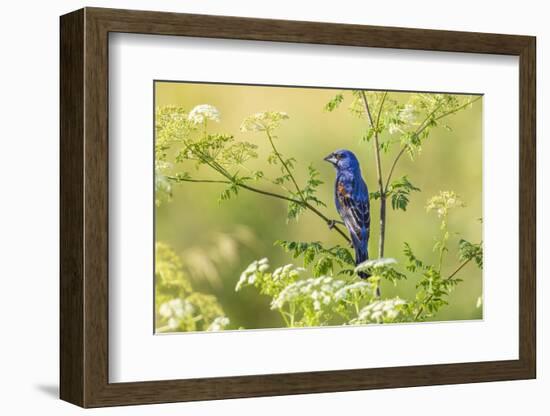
[{"left": 60, "top": 7, "right": 536, "bottom": 408}]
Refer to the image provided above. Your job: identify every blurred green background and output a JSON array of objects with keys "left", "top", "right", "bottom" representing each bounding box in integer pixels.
[{"left": 155, "top": 81, "right": 483, "bottom": 330}]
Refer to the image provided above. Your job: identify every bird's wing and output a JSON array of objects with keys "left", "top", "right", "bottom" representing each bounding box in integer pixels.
[{"left": 336, "top": 180, "right": 370, "bottom": 248}]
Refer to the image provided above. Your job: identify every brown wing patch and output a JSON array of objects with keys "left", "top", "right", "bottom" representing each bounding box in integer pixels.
[{"left": 337, "top": 181, "right": 349, "bottom": 204}]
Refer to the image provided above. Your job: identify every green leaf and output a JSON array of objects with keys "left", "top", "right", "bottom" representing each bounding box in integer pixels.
[
  {"left": 387, "top": 176, "right": 421, "bottom": 211},
  {"left": 275, "top": 240, "right": 355, "bottom": 277},
  {"left": 325, "top": 93, "right": 344, "bottom": 112},
  {"left": 301, "top": 164, "right": 326, "bottom": 208},
  {"left": 370, "top": 191, "right": 382, "bottom": 200},
  {"left": 355, "top": 258, "right": 407, "bottom": 285},
  {"left": 403, "top": 242, "right": 424, "bottom": 272},
  {"left": 362, "top": 128, "right": 375, "bottom": 143},
  {"left": 379, "top": 140, "right": 392, "bottom": 153},
  {"left": 458, "top": 239, "right": 483, "bottom": 268}
]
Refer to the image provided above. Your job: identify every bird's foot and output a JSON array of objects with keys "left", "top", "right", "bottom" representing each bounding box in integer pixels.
[{"left": 327, "top": 219, "right": 344, "bottom": 229}]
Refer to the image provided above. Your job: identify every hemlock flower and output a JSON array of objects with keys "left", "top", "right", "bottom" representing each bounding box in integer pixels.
[
  {"left": 426, "top": 191, "right": 465, "bottom": 218},
  {"left": 154, "top": 160, "right": 173, "bottom": 206},
  {"left": 334, "top": 281, "right": 373, "bottom": 301},
  {"left": 240, "top": 111, "right": 289, "bottom": 132},
  {"left": 400, "top": 104, "right": 416, "bottom": 124},
  {"left": 389, "top": 104, "right": 417, "bottom": 134},
  {"left": 271, "top": 264, "right": 305, "bottom": 281},
  {"left": 350, "top": 297, "right": 406, "bottom": 324},
  {"left": 235, "top": 258, "right": 270, "bottom": 291},
  {"left": 188, "top": 104, "right": 221, "bottom": 124},
  {"left": 270, "top": 276, "right": 346, "bottom": 311},
  {"left": 159, "top": 298, "right": 195, "bottom": 319},
  {"left": 158, "top": 298, "right": 195, "bottom": 330},
  {"left": 207, "top": 316, "right": 230, "bottom": 331},
  {"left": 355, "top": 258, "right": 397, "bottom": 274}
]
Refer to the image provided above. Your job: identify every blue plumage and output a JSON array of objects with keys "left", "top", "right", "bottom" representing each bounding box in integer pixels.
[{"left": 324, "top": 149, "right": 371, "bottom": 278}]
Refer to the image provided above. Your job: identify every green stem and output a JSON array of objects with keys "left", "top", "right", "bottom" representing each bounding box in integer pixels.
[
  {"left": 168, "top": 175, "right": 351, "bottom": 244},
  {"left": 238, "top": 163, "right": 294, "bottom": 195},
  {"left": 278, "top": 309, "right": 291, "bottom": 327},
  {"left": 180, "top": 135, "right": 351, "bottom": 243},
  {"left": 438, "top": 217, "right": 448, "bottom": 274},
  {"left": 265, "top": 129, "right": 306, "bottom": 202},
  {"left": 168, "top": 176, "right": 230, "bottom": 184},
  {"left": 360, "top": 90, "right": 387, "bottom": 258},
  {"left": 289, "top": 303, "right": 296, "bottom": 327},
  {"left": 414, "top": 257, "right": 473, "bottom": 321},
  {"left": 171, "top": 132, "right": 352, "bottom": 243},
  {"left": 353, "top": 293, "right": 360, "bottom": 315}
]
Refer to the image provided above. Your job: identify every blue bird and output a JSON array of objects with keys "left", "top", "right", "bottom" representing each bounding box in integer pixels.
[{"left": 324, "top": 149, "right": 371, "bottom": 279}]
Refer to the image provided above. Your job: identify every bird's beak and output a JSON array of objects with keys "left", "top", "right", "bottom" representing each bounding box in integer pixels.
[{"left": 324, "top": 153, "right": 337, "bottom": 165}]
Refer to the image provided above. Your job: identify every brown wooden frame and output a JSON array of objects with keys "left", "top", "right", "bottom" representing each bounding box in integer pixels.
[{"left": 60, "top": 7, "right": 536, "bottom": 408}]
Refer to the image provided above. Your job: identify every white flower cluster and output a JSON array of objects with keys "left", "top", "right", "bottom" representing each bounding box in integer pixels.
[
  {"left": 240, "top": 111, "right": 289, "bottom": 132},
  {"left": 350, "top": 297, "right": 406, "bottom": 324},
  {"left": 155, "top": 160, "right": 172, "bottom": 196},
  {"left": 207, "top": 316, "right": 230, "bottom": 332},
  {"left": 334, "top": 281, "right": 374, "bottom": 301},
  {"left": 388, "top": 123, "right": 399, "bottom": 135},
  {"left": 355, "top": 258, "right": 397, "bottom": 273},
  {"left": 155, "top": 160, "right": 172, "bottom": 171},
  {"left": 271, "top": 263, "right": 306, "bottom": 281},
  {"left": 400, "top": 104, "right": 416, "bottom": 124},
  {"left": 389, "top": 104, "right": 416, "bottom": 135},
  {"left": 426, "top": 191, "right": 465, "bottom": 218},
  {"left": 188, "top": 104, "right": 221, "bottom": 124},
  {"left": 235, "top": 258, "right": 269, "bottom": 291},
  {"left": 271, "top": 276, "right": 346, "bottom": 311},
  {"left": 158, "top": 298, "right": 195, "bottom": 330}
]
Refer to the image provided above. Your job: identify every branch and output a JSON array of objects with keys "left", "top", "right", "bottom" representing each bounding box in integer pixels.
[
  {"left": 165, "top": 123, "right": 352, "bottom": 244},
  {"left": 413, "top": 257, "right": 473, "bottom": 321},
  {"left": 265, "top": 129, "right": 306, "bottom": 202},
  {"left": 263, "top": 129, "right": 352, "bottom": 243},
  {"left": 361, "top": 90, "right": 376, "bottom": 126},
  {"left": 168, "top": 175, "right": 302, "bottom": 204},
  {"left": 167, "top": 176, "right": 230, "bottom": 184},
  {"left": 361, "top": 90, "right": 387, "bottom": 258},
  {"left": 168, "top": 175, "right": 351, "bottom": 243},
  {"left": 375, "top": 92, "right": 387, "bottom": 128}
]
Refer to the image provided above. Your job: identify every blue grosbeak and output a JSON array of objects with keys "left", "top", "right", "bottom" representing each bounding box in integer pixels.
[{"left": 324, "top": 149, "right": 371, "bottom": 278}]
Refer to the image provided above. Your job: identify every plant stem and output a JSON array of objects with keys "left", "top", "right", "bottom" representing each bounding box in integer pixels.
[
  {"left": 168, "top": 176, "right": 352, "bottom": 243},
  {"left": 353, "top": 293, "right": 360, "bottom": 315},
  {"left": 238, "top": 162, "right": 295, "bottom": 195},
  {"left": 278, "top": 310, "right": 291, "bottom": 326},
  {"left": 437, "top": 216, "right": 448, "bottom": 273},
  {"left": 265, "top": 130, "right": 306, "bottom": 201},
  {"left": 360, "top": 90, "right": 387, "bottom": 258},
  {"left": 289, "top": 303, "right": 296, "bottom": 327},
  {"left": 262, "top": 131, "right": 353, "bottom": 241},
  {"left": 414, "top": 257, "right": 472, "bottom": 321},
  {"left": 167, "top": 176, "right": 230, "bottom": 184}
]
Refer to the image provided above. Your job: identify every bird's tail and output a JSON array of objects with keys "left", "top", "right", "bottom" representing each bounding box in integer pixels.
[
  {"left": 355, "top": 248, "right": 381, "bottom": 295},
  {"left": 355, "top": 249, "right": 371, "bottom": 279},
  {"left": 358, "top": 270, "right": 371, "bottom": 279}
]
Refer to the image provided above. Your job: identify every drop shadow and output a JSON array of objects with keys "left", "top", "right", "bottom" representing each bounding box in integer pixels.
[{"left": 35, "top": 384, "right": 59, "bottom": 399}]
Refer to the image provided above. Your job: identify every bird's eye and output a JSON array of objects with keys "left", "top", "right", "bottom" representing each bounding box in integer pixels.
[{"left": 336, "top": 153, "right": 343, "bottom": 159}]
